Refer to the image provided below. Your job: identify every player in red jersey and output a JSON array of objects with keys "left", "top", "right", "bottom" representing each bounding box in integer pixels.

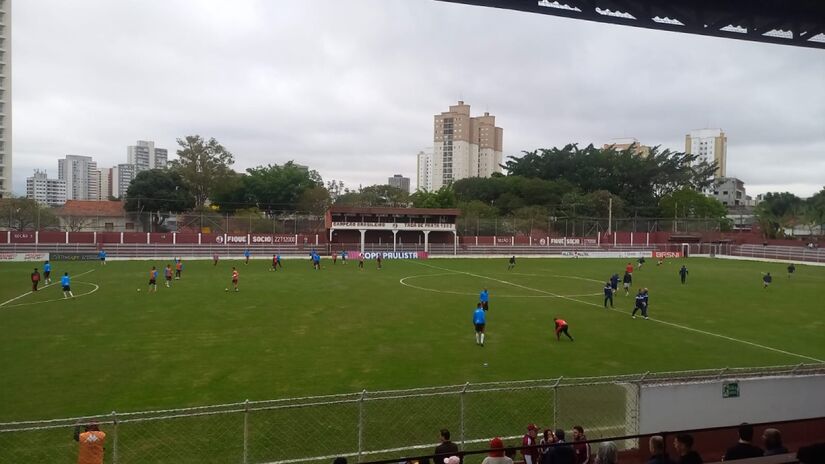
[
  {"left": 231, "top": 267, "right": 239, "bottom": 292},
  {"left": 625, "top": 262, "right": 634, "bottom": 275},
  {"left": 554, "top": 317, "right": 574, "bottom": 341}
]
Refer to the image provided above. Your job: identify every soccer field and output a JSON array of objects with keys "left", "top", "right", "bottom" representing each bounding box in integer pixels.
[{"left": 1, "top": 256, "right": 824, "bottom": 424}]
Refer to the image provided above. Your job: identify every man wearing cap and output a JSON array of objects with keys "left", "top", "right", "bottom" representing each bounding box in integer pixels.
[
  {"left": 522, "top": 424, "right": 540, "bottom": 464},
  {"left": 482, "top": 437, "right": 513, "bottom": 464},
  {"left": 548, "top": 429, "right": 576, "bottom": 464},
  {"left": 74, "top": 421, "right": 106, "bottom": 464}
]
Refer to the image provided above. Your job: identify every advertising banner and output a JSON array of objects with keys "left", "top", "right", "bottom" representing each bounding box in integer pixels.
[
  {"left": 347, "top": 251, "right": 429, "bottom": 260},
  {"left": 654, "top": 251, "right": 684, "bottom": 258},
  {"left": 50, "top": 253, "right": 98, "bottom": 261},
  {"left": 0, "top": 252, "right": 50, "bottom": 262},
  {"left": 562, "top": 251, "right": 652, "bottom": 259}
]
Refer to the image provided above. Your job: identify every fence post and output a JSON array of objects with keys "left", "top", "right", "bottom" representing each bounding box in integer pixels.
[
  {"left": 460, "top": 382, "right": 469, "bottom": 450},
  {"left": 552, "top": 376, "right": 562, "bottom": 428},
  {"left": 358, "top": 389, "right": 367, "bottom": 463},
  {"left": 243, "top": 399, "right": 250, "bottom": 464},
  {"left": 111, "top": 410, "right": 119, "bottom": 464}
]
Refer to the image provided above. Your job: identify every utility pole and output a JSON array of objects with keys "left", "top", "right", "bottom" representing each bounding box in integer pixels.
[{"left": 608, "top": 197, "right": 613, "bottom": 234}]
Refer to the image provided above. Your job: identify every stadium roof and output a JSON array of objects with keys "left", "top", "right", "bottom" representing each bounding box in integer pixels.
[
  {"left": 436, "top": 0, "right": 825, "bottom": 50},
  {"left": 328, "top": 206, "right": 461, "bottom": 216}
]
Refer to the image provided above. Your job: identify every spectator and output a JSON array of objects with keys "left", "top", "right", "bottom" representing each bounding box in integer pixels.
[
  {"left": 572, "top": 425, "right": 592, "bottom": 464},
  {"left": 482, "top": 437, "right": 514, "bottom": 464},
  {"left": 434, "top": 429, "right": 460, "bottom": 463},
  {"left": 540, "top": 429, "right": 556, "bottom": 464},
  {"left": 762, "top": 428, "right": 788, "bottom": 456},
  {"left": 673, "top": 434, "right": 702, "bottom": 464},
  {"left": 647, "top": 435, "right": 673, "bottom": 464},
  {"left": 594, "top": 442, "right": 618, "bottom": 464},
  {"left": 549, "top": 429, "right": 576, "bottom": 464},
  {"left": 333, "top": 458, "right": 347, "bottom": 464},
  {"left": 522, "top": 424, "right": 540, "bottom": 464},
  {"left": 723, "top": 423, "right": 763, "bottom": 461},
  {"left": 74, "top": 420, "right": 106, "bottom": 464}
]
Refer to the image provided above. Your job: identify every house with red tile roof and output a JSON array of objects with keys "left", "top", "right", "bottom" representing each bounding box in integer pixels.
[{"left": 55, "top": 200, "right": 142, "bottom": 231}]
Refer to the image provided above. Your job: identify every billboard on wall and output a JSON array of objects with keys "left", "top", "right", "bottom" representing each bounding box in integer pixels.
[
  {"left": 214, "top": 234, "right": 298, "bottom": 244},
  {"left": 562, "top": 251, "right": 652, "bottom": 258},
  {"left": 654, "top": 251, "right": 684, "bottom": 258},
  {"left": 50, "top": 253, "right": 98, "bottom": 261},
  {"left": 0, "top": 252, "right": 50, "bottom": 262},
  {"left": 347, "top": 251, "right": 429, "bottom": 260}
]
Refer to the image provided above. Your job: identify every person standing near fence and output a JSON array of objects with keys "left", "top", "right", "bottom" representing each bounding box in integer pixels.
[
  {"left": 213, "top": 253, "right": 219, "bottom": 266},
  {"left": 483, "top": 437, "right": 513, "bottom": 464},
  {"left": 74, "top": 421, "right": 106, "bottom": 464},
  {"left": 244, "top": 248, "right": 251, "bottom": 265},
  {"left": 473, "top": 303, "right": 486, "bottom": 346},
  {"left": 433, "top": 429, "right": 460, "bottom": 463},
  {"left": 522, "top": 424, "right": 540, "bottom": 464},
  {"left": 31, "top": 268, "right": 41, "bottom": 292},
  {"left": 572, "top": 425, "right": 592, "bottom": 464}
]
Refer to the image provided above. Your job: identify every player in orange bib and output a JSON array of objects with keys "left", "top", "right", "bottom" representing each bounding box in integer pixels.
[
  {"left": 231, "top": 267, "right": 239, "bottom": 292},
  {"left": 74, "top": 421, "right": 106, "bottom": 464},
  {"left": 175, "top": 259, "right": 183, "bottom": 280},
  {"left": 554, "top": 317, "right": 574, "bottom": 341}
]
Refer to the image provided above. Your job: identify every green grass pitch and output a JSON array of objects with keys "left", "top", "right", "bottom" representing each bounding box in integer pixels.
[{"left": 2, "top": 256, "right": 823, "bottom": 424}]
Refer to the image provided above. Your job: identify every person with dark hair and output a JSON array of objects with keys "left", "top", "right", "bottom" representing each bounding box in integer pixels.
[
  {"left": 434, "top": 429, "right": 460, "bottom": 463},
  {"left": 622, "top": 271, "right": 632, "bottom": 296},
  {"left": 762, "top": 272, "right": 772, "bottom": 289},
  {"left": 548, "top": 429, "right": 576, "bottom": 464},
  {"left": 603, "top": 282, "right": 614, "bottom": 309},
  {"left": 679, "top": 265, "right": 689, "bottom": 285},
  {"left": 762, "top": 428, "right": 788, "bottom": 456},
  {"left": 539, "top": 429, "right": 556, "bottom": 464},
  {"left": 646, "top": 435, "right": 673, "bottom": 464},
  {"left": 787, "top": 263, "right": 795, "bottom": 279},
  {"left": 480, "top": 288, "right": 490, "bottom": 311},
  {"left": 674, "top": 434, "right": 702, "bottom": 464},
  {"left": 522, "top": 424, "right": 540, "bottom": 464},
  {"left": 572, "top": 426, "right": 591, "bottom": 464},
  {"left": 74, "top": 420, "right": 106, "bottom": 464},
  {"left": 31, "top": 268, "right": 41, "bottom": 292},
  {"left": 609, "top": 273, "right": 619, "bottom": 295},
  {"left": 554, "top": 318, "right": 574, "bottom": 341},
  {"left": 508, "top": 256, "right": 516, "bottom": 271},
  {"left": 473, "top": 303, "right": 486, "bottom": 346},
  {"left": 723, "top": 423, "right": 763, "bottom": 460}
]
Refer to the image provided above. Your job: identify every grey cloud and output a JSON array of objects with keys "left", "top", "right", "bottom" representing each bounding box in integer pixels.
[{"left": 11, "top": 0, "right": 825, "bottom": 197}]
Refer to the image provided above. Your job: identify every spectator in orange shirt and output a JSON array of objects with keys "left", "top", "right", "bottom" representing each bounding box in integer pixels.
[{"left": 74, "top": 421, "right": 106, "bottom": 464}]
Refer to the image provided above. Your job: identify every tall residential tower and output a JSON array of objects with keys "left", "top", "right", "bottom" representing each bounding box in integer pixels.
[
  {"left": 0, "top": 0, "right": 11, "bottom": 197},
  {"left": 127, "top": 140, "right": 168, "bottom": 173},
  {"left": 429, "top": 101, "right": 503, "bottom": 190},
  {"left": 685, "top": 129, "right": 727, "bottom": 178}
]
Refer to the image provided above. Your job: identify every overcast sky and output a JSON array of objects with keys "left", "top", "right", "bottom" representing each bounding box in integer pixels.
[{"left": 11, "top": 0, "right": 825, "bottom": 197}]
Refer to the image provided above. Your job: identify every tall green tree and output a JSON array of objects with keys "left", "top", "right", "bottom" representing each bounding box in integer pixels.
[
  {"left": 659, "top": 189, "right": 727, "bottom": 219},
  {"left": 755, "top": 192, "right": 804, "bottom": 238},
  {"left": 124, "top": 169, "right": 196, "bottom": 230},
  {"left": 0, "top": 197, "right": 59, "bottom": 230},
  {"left": 410, "top": 187, "right": 456, "bottom": 208},
  {"left": 803, "top": 187, "right": 825, "bottom": 236},
  {"left": 169, "top": 135, "right": 235, "bottom": 207},
  {"left": 210, "top": 162, "right": 324, "bottom": 213}
]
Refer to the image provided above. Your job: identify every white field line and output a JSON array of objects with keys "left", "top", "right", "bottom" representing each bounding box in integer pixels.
[
  {"left": 0, "top": 269, "right": 97, "bottom": 308},
  {"left": 412, "top": 261, "right": 825, "bottom": 364},
  {"left": 399, "top": 273, "right": 601, "bottom": 298},
  {"left": 0, "top": 282, "right": 100, "bottom": 310}
]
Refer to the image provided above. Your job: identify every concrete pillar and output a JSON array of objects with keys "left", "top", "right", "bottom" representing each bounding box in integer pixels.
[
  {"left": 423, "top": 230, "right": 431, "bottom": 253},
  {"left": 359, "top": 229, "right": 367, "bottom": 254},
  {"left": 392, "top": 230, "right": 398, "bottom": 252},
  {"left": 453, "top": 231, "right": 458, "bottom": 255}
]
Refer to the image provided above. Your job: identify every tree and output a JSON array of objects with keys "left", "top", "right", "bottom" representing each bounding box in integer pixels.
[
  {"left": 169, "top": 135, "right": 235, "bottom": 207},
  {"left": 410, "top": 187, "right": 456, "bottom": 208},
  {"left": 297, "top": 186, "right": 332, "bottom": 215},
  {"left": 803, "top": 187, "right": 825, "bottom": 237},
  {"left": 658, "top": 189, "right": 727, "bottom": 219},
  {"left": 755, "top": 192, "right": 804, "bottom": 238},
  {"left": 0, "top": 198, "right": 59, "bottom": 230},
  {"left": 240, "top": 162, "right": 323, "bottom": 213},
  {"left": 124, "top": 169, "right": 196, "bottom": 231}
]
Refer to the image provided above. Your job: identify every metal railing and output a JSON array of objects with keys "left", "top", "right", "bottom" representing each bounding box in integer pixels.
[{"left": 1, "top": 364, "right": 822, "bottom": 464}]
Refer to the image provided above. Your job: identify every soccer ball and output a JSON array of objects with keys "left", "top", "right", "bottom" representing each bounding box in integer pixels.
[
  {"left": 225, "top": 288, "right": 229, "bottom": 292},
  {"left": 137, "top": 288, "right": 141, "bottom": 292}
]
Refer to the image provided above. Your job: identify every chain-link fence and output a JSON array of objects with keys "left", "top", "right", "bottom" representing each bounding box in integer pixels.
[
  {"left": 3, "top": 364, "right": 821, "bottom": 464},
  {"left": 455, "top": 216, "right": 726, "bottom": 237}
]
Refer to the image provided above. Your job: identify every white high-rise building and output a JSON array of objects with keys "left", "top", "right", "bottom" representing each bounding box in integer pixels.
[
  {"left": 127, "top": 140, "right": 168, "bottom": 173},
  {"left": 99, "top": 167, "right": 112, "bottom": 200},
  {"left": 111, "top": 163, "right": 135, "bottom": 199},
  {"left": 416, "top": 151, "right": 433, "bottom": 192},
  {"left": 430, "top": 101, "right": 503, "bottom": 190},
  {"left": 685, "top": 128, "right": 727, "bottom": 178},
  {"left": 58, "top": 155, "right": 99, "bottom": 201},
  {"left": 0, "top": 0, "right": 12, "bottom": 198},
  {"left": 26, "top": 170, "right": 67, "bottom": 206}
]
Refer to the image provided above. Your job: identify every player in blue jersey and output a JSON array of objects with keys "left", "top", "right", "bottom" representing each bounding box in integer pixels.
[
  {"left": 43, "top": 260, "right": 52, "bottom": 284},
  {"left": 98, "top": 249, "right": 107, "bottom": 266},
  {"left": 244, "top": 249, "right": 251, "bottom": 265},
  {"left": 679, "top": 265, "right": 689, "bottom": 284},
  {"left": 473, "top": 303, "right": 486, "bottom": 346},
  {"left": 762, "top": 272, "right": 772, "bottom": 288},
  {"left": 61, "top": 272, "right": 74, "bottom": 298},
  {"left": 341, "top": 250, "right": 348, "bottom": 264},
  {"left": 479, "top": 288, "right": 490, "bottom": 311},
  {"left": 609, "top": 273, "right": 619, "bottom": 294},
  {"left": 276, "top": 254, "right": 282, "bottom": 269},
  {"left": 631, "top": 289, "right": 647, "bottom": 319},
  {"left": 312, "top": 252, "right": 321, "bottom": 270},
  {"left": 603, "top": 282, "right": 614, "bottom": 308}
]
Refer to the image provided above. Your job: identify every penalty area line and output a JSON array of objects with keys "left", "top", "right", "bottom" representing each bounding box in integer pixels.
[
  {"left": 412, "top": 261, "right": 825, "bottom": 364},
  {"left": 0, "top": 282, "right": 101, "bottom": 310},
  {"left": 0, "top": 269, "right": 97, "bottom": 309}
]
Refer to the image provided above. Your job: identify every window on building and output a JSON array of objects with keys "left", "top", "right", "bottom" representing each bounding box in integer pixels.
[{"left": 125, "top": 223, "right": 134, "bottom": 230}]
